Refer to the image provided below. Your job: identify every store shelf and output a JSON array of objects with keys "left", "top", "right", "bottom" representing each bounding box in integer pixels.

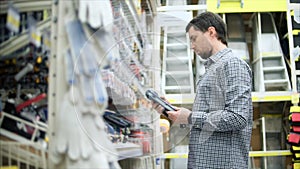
[
  {"left": 0, "top": 129, "right": 32, "bottom": 143},
  {"left": 207, "top": 0, "right": 287, "bottom": 13},
  {"left": 0, "top": 0, "right": 52, "bottom": 14},
  {"left": 161, "top": 150, "right": 292, "bottom": 159},
  {"left": 0, "top": 141, "right": 47, "bottom": 169},
  {"left": 115, "top": 142, "right": 143, "bottom": 160},
  {"left": 157, "top": 1, "right": 288, "bottom": 13},
  {"left": 249, "top": 150, "right": 292, "bottom": 157},
  {"left": 165, "top": 93, "right": 195, "bottom": 104},
  {"left": 252, "top": 91, "right": 298, "bottom": 102},
  {"left": 0, "top": 111, "right": 47, "bottom": 143},
  {"left": 165, "top": 91, "right": 298, "bottom": 104},
  {"left": 0, "top": 18, "right": 51, "bottom": 57}
]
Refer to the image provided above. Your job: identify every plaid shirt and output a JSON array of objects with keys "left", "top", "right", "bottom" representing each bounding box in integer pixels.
[{"left": 188, "top": 48, "right": 253, "bottom": 169}]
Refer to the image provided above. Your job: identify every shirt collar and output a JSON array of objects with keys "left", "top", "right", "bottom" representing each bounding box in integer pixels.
[{"left": 204, "top": 48, "right": 231, "bottom": 68}]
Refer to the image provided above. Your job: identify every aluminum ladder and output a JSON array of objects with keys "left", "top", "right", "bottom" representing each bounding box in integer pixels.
[
  {"left": 252, "top": 12, "right": 291, "bottom": 92},
  {"left": 159, "top": 4, "right": 194, "bottom": 95},
  {"left": 162, "top": 23, "right": 194, "bottom": 94},
  {"left": 286, "top": 1, "right": 300, "bottom": 93}
]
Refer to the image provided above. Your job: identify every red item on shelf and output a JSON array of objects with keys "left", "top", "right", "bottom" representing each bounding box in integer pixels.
[
  {"left": 292, "top": 113, "right": 300, "bottom": 122},
  {"left": 293, "top": 126, "right": 300, "bottom": 133},
  {"left": 142, "top": 140, "right": 151, "bottom": 154},
  {"left": 16, "top": 93, "right": 46, "bottom": 113},
  {"left": 288, "top": 133, "right": 300, "bottom": 144}
]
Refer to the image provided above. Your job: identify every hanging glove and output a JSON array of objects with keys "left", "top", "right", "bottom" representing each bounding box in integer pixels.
[{"left": 78, "top": 0, "right": 113, "bottom": 30}]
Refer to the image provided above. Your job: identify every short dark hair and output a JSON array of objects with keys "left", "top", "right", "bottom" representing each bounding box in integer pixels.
[{"left": 186, "top": 12, "right": 227, "bottom": 46}]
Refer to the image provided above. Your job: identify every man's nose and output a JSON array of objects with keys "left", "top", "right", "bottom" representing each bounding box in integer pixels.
[{"left": 190, "top": 43, "right": 195, "bottom": 50}]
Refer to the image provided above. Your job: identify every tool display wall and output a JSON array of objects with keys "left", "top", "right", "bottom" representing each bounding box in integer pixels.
[
  {"left": 0, "top": 3, "right": 50, "bottom": 167},
  {"left": 48, "top": 0, "right": 160, "bottom": 169}
]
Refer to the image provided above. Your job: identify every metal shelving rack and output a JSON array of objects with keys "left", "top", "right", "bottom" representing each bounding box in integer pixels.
[
  {"left": 0, "top": 1, "right": 51, "bottom": 168},
  {"left": 155, "top": 1, "right": 300, "bottom": 169}
]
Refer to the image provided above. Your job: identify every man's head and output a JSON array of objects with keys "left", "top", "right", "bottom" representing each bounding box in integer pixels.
[{"left": 186, "top": 12, "right": 227, "bottom": 59}]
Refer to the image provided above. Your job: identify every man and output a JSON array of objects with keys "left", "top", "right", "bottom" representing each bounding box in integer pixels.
[{"left": 154, "top": 12, "right": 253, "bottom": 168}]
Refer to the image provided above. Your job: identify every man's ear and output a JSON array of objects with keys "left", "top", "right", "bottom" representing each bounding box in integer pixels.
[{"left": 207, "top": 26, "right": 217, "bottom": 37}]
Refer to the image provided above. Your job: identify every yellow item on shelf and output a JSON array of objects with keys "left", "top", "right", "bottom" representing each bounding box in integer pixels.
[
  {"left": 293, "top": 30, "right": 300, "bottom": 35},
  {"left": 0, "top": 166, "right": 19, "bottom": 169},
  {"left": 207, "top": 0, "right": 287, "bottom": 13},
  {"left": 294, "top": 162, "right": 300, "bottom": 169},
  {"left": 293, "top": 146, "right": 300, "bottom": 152},
  {"left": 160, "top": 119, "right": 170, "bottom": 133},
  {"left": 291, "top": 106, "right": 300, "bottom": 113}
]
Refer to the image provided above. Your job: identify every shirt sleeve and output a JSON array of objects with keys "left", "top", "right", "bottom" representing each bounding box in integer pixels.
[{"left": 190, "top": 58, "right": 252, "bottom": 132}]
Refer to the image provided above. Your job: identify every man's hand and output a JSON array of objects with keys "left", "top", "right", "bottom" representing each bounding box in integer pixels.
[
  {"left": 150, "top": 97, "right": 191, "bottom": 124},
  {"left": 167, "top": 107, "right": 191, "bottom": 124},
  {"left": 151, "top": 96, "right": 168, "bottom": 115}
]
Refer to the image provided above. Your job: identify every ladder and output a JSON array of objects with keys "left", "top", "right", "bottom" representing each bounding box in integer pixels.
[
  {"left": 252, "top": 12, "right": 291, "bottom": 92},
  {"left": 159, "top": 0, "right": 194, "bottom": 95},
  {"left": 162, "top": 21, "right": 194, "bottom": 95},
  {"left": 286, "top": 0, "right": 300, "bottom": 93}
]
